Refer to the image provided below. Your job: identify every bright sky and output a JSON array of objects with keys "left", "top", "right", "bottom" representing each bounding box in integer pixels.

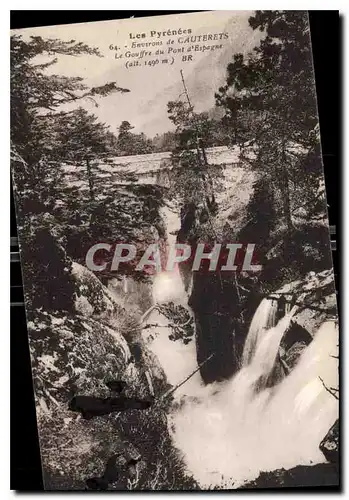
[{"left": 12, "top": 11, "right": 262, "bottom": 138}]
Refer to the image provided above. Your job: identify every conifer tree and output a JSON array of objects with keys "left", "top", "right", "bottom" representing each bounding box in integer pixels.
[
  {"left": 11, "top": 34, "right": 129, "bottom": 214},
  {"left": 216, "top": 11, "right": 326, "bottom": 234}
]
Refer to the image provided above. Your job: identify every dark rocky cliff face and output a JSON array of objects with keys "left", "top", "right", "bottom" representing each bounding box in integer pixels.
[
  {"left": 177, "top": 169, "right": 255, "bottom": 384},
  {"left": 189, "top": 272, "right": 242, "bottom": 383},
  {"left": 179, "top": 195, "right": 338, "bottom": 387}
]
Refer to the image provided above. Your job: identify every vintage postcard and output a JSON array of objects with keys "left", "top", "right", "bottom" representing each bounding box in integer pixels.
[{"left": 11, "top": 11, "right": 339, "bottom": 490}]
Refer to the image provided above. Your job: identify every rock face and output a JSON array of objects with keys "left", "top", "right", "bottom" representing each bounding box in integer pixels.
[
  {"left": 320, "top": 419, "right": 339, "bottom": 464},
  {"left": 177, "top": 164, "right": 256, "bottom": 384},
  {"left": 27, "top": 260, "right": 194, "bottom": 490},
  {"left": 71, "top": 262, "right": 120, "bottom": 318},
  {"left": 274, "top": 269, "right": 337, "bottom": 333},
  {"left": 28, "top": 308, "right": 155, "bottom": 489},
  {"left": 19, "top": 213, "right": 77, "bottom": 313},
  {"left": 189, "top": 272, "right": 242, "bottom": 383}
]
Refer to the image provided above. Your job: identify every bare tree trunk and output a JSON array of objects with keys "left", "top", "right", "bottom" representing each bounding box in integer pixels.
[
  {"left": 158, "top": 353, "right": 215, "bottom": 402},
  {"left": 86, "top": 158, "right": 94, "bottom": 202}
]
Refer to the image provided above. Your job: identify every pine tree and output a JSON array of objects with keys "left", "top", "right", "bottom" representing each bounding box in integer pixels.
[
  {"left": 216, "top": 11, "right": 326, "bottom": 235},
  {"left": 116, "top": 121, "right": 153, "bottom": 156},
  {"left": 11, "top": 34, "right": 129, "bottom": 214},
  {"left": 167, "top": 100, "right": 222, "bottom": 214},
  {"left": 48, "top": 108, "right": 115, "bottom": 203}
]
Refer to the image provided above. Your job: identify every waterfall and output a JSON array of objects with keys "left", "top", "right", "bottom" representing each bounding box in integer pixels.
[
  {"left": 141, "top": 201, "right": 203, "bottom": 396},
  {"left": 242, "top": 298, "right": 278, "bottom": 366},
  {"left": 171, "top": 300, "right": 339, "bottom": 489},
  {"left": 137, "top": 186, "right": 338, "bottom": 488}
]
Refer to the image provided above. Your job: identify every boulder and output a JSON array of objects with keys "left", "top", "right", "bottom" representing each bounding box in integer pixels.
[
  {"left": 71, "top": 262, "right": 120, "bottom": 318},
  {"left": 320, "top": 419, "right": 339, "bottom": 464}
]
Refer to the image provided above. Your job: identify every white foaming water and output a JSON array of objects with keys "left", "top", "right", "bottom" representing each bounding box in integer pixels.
[
  {"left": 242, "top": 298, "right": 278, "bottom": 366},
  {"left": 152, "top": 202, "right": 187, "bottom": 305},
  {"left": 171, "top": 311, "right": 339, "bottom": 488},
  {"left": 142, "top": 305, "right": 202, "bottom": 396},
  {"left": 143, "top": 202, "right": 204, "bottom": 396}
]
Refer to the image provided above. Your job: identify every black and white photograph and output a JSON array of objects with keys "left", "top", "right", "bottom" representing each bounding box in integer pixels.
[{"left": 10, "top": 10, "right": 339, "bottom": 490}]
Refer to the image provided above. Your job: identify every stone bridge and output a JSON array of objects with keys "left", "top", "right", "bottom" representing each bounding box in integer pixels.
[
  {"left": 108, "top": 146, "right": 241, "bottom": 188},
  {"left": 64, "top": 146, "right": 242, "bottom": 191}
]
